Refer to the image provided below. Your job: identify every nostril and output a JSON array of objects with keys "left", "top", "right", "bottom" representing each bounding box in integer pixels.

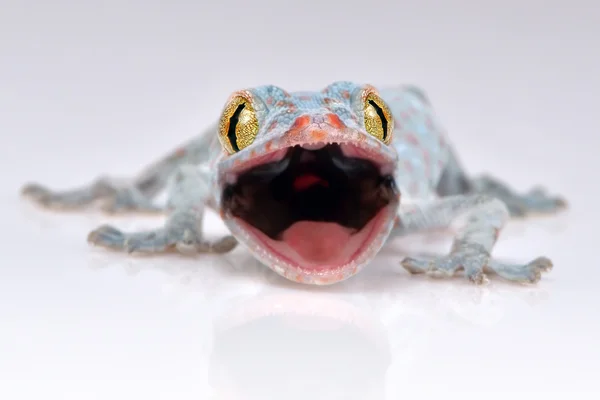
[{"left": 310, "top": 113, "right": 345, "bottom": 128}]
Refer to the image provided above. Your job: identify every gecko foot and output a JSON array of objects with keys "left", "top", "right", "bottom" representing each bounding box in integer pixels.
[
  {"left": 486, "top": 257, "right": 553, "bottom": 284},
  {"left": 21, "top": 179, "right": 162, "bottom": 214},
  {"left": 401, "top": 250, "right": 552, "bottom": 285},
  {"left": 471, "top": 175, "right": 567, "bottom": 217},
  {"left": 87, "top": 224, "right": 238, "bottom": 254},
  {"left": 401, "top": 251, "right": 490, "bottom": 285}
]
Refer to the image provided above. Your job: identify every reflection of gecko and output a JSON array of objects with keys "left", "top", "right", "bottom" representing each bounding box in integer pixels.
[{"left": 21, "top": 82, "right": 567, "bottom": 285}]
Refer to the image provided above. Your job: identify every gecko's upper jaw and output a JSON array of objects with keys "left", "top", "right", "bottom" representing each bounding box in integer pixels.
[{"left": 221, "top": 144, "right": 400, "bottom": 284}]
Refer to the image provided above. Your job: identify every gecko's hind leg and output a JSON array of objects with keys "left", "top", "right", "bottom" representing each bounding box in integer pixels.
[
  {"left": 87, "top": 165, "right": 238, "bottom": 255},
  {"left": 21, "top": 178, "right": 163, "bottom": 214},
  {"left": 436, "top": 149, "right": 567, "bottom": 217},
  {"left": 21, "top": 124, "right": 218, "bottom": 214},
  {"left": 396, "top": 195, "right": 553, "bottom": 284},
  {"left": 469, "top": 175, "right": 567, "bottom": 217}
]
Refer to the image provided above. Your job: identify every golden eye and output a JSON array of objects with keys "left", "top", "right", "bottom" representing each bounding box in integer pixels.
[
  {"left": 218, "top": 95, "right": 259, "bottom": 154},
  {"left": 363, "top": 92, "right": 393, "bottom": 144}
]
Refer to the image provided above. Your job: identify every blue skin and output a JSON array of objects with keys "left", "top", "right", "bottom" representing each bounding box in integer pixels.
[{"left": 20, "top": 81, "right": 567, "bottom": 285}]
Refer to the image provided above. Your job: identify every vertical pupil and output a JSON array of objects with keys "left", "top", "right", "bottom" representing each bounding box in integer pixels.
[
  {"left": 368, "top": 99, "right": 388, "bottom": 140},
  {"left": 227, "top": 103, "right": 246, "bottom": 152}
]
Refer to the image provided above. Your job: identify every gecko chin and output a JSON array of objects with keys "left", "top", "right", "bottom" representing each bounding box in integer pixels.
[{"left": 221, "top": 143, "right": 400, "bottom": 284}]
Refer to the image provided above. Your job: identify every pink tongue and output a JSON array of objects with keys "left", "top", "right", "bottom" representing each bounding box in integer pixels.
[{"left": 281, "top": 221, "right": 353, "bottom": 263}]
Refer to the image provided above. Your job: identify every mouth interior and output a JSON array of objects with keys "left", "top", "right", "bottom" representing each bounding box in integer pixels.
[{"left": 222, "top": 144, "right": 397, "bottom": 269}]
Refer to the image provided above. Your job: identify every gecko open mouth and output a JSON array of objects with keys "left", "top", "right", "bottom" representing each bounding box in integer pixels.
[{"left": 221, "top": 143, "right": 399, "bottom": 274}]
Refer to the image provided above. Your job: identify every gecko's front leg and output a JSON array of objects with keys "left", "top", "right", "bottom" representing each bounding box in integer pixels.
[
  {"left": 396, "top": 195, "right": 553, "bottom": 284},
  {"left": 87, "top": 165, "right": 238, "bottom": 255}
]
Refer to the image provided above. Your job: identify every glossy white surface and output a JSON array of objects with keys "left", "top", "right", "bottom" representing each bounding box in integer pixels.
[{"left": 1, "top": 1, "right": 598, "bottom": 398}]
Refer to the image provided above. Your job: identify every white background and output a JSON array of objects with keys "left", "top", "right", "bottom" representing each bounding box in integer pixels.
[{"left": 1, "top": 0, "right": 598, "bottom": 398}]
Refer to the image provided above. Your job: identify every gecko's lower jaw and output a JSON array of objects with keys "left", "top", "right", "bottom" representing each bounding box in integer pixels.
[{"left": 221, "top": 144, "right": 400, "bottom": 285}]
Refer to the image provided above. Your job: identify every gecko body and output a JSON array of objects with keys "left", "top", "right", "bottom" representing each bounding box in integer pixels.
[{"left": 22, "top": 82, "right": 566, "bottom": 285}]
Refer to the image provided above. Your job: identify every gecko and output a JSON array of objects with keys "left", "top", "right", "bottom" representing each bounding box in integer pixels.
[{"left": 21, "top": 81, "right": 567, "bottom": 285}]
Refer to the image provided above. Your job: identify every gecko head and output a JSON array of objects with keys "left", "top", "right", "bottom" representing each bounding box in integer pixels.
[{"left": 215, "top": 82, "right": 400, "bottom": 285}]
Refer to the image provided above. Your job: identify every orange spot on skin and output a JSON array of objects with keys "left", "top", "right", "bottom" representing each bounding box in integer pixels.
[
  {"left": 291, "top": 115, "right": 311, "bottom": 130},
  {"left": 265, "top": 141, "right": 273, "bottom": 152},
  {"left": 342, "top": 90, "right": 350, "bottom": 99},
  {"left": 276, "top": 101, "right": 296, "bottom": 113},
  {"left": 325, "top": 113, "right": 344, "bottom": 129},
  {"left": 310, "top": 129, "right": 327, "bottom": 141}
]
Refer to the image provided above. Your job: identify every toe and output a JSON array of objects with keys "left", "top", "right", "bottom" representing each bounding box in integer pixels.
[
  {"left": 429, "top": 257, "right": 461, "bottom": 277},
  {"left": 554, "top": 196, "right": 568, "bottom": 209},
  {"left": 530, "top": 256, "right": 553, "bottom": 272},
  {"left": 527, "top": 268, "right": 542, "bottom": 284},
  {"left": 467, "top": 270, "right": 490, "bottom": 285},
  {"left": 212, "top": 236, "right": 238, "bottom": 253},
  {"left": 400, "top": 257, "right": 430, "bottom": 274},
  {"left": 486, "top": 256, "right": 552, "bottom": 284},
  {"left": 21, "top": 183, "right": 53, "bottom": 204},
  {"left": 21, "top": 183, "right": 48, "bottom": 196},
  {"left": 87, "top": 225, "right": 126, "bottom": 249}
]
